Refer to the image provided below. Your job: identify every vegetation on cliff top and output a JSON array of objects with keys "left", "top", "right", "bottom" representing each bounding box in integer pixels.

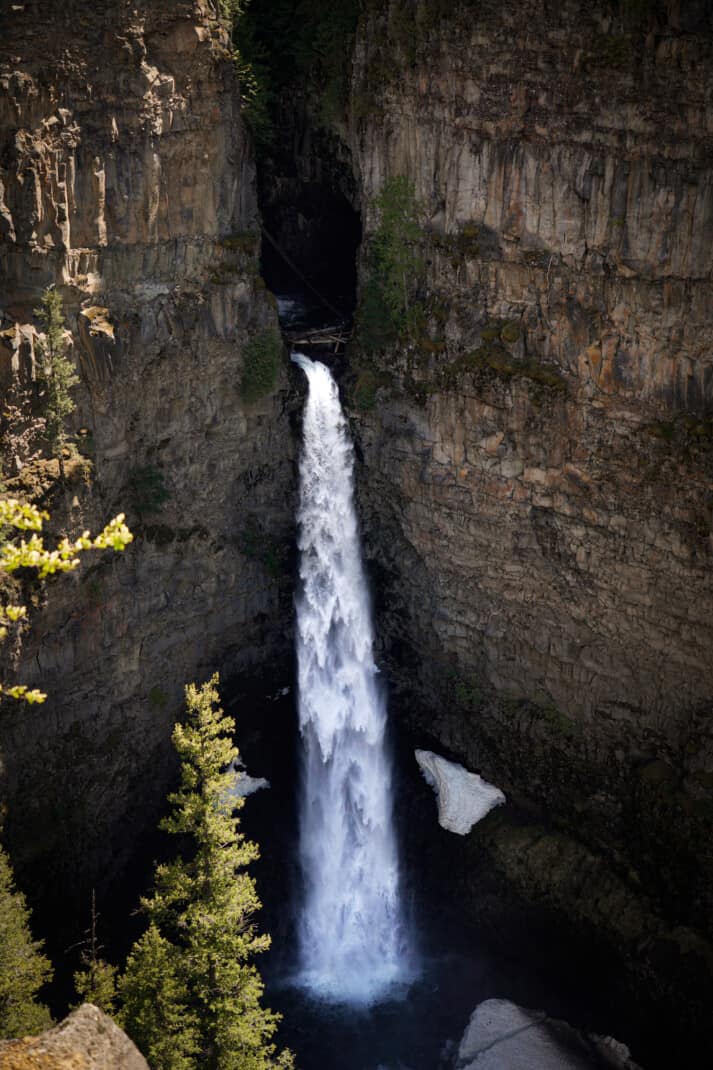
[{"left": 229, "top": 0, "right": 360, "bottom": 140}]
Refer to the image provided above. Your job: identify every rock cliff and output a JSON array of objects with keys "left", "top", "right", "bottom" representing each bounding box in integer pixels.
[
  {"left": 342, "top": 0, "right": 713, "bottom": 1048},
  {"left": 0, "top": 0, "right": 294, "bottom": 917}
]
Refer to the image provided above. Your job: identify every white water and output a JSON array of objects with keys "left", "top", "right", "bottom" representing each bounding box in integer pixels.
[{"left": 293, "top": 353, "right": 413, "bottom": 1005}]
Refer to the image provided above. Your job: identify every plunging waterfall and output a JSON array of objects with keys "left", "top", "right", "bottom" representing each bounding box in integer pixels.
[{"left": 293, "top": 353, "right": 413, "bottom": 1004}]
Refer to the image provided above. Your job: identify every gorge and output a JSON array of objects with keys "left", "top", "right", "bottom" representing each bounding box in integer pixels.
[{"left": 1, "top": 1, "right": 712, "bottom": 1068}]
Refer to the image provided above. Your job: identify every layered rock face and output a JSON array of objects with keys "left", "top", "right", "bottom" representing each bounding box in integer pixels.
[
  {"left": 346, "top": 0, "right": 713, "bottom": 1036},
  {"left": 0, "top": 0, "right": 294, "bottom": 912}
]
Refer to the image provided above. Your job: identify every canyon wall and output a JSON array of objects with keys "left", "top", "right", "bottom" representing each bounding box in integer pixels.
[
  {"left": 0, "top": 0, "right": 294, "bottom": 914},
  {"left": 344, "top": 0, "right": 713, "bottom": 1042}
]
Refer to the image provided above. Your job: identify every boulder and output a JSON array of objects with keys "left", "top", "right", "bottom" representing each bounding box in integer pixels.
[
  {"left": 456, "top": 999, "right": 643, "bottom": 1070},
  {"left": 0, "top": 1004, "right": 148, "bottom": 1070}
]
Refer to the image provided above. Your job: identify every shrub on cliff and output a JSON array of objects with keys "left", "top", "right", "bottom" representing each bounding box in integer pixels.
[
  {"left": 35, "top": 288, "right": 79, "bottom": 480},
  {"left": 118, "top": 675, "right": 293, "bottom": 1070},
  {"left": 0, "top": 498, "right": 133, "bottom": 703},
  {"left": 241, "top": 330, "right": 283, "bottom": 404}
]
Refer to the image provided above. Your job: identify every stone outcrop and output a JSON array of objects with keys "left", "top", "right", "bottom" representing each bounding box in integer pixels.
[
  {"left": 0, "top": 0, "right": 295, "bottom": 919},
  {"left": 339, "top": 0, "right": 713, "bottom": 1052},
  {"left": 456, "top": 999, "right": 642, "bottom": 1070},
  {"left": 0, "top": 1004, "right": 148, "bottom": 1070}
]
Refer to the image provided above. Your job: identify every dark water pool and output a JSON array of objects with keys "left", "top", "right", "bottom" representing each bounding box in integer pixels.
[{"left": 230, "top": 681, "right": 657, "bottom": 1070}]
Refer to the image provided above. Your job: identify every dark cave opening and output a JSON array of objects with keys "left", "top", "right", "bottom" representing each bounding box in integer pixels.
[
  {"left": 259, "top": 180, "right": 362, "bottom": 326},
  {"left": 255, "top": 104, "right": 362, "bottom": 330}
]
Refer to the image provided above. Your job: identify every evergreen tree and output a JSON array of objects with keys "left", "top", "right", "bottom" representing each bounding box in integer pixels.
[
  {"left": 73, "top": 890, "right": 117, "bottom": 1014},
  {"left": 119, "top": 675, "right": 293, "bottom": 1070},
  {"left": 35, "top": 287, "right": 79, "bottom": 479},
  {"left": 118, "top": 924, "right": 199, "bottom": 1070},
  {"left": 0, "top": 841, "right": 53, "bottom": 1038},
  {"left": 371, "top": 176, "right": 424, "bottom": 328}
]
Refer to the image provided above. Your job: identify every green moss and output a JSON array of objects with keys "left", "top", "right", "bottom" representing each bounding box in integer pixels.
[
  {"left": 241, "top": 329, "right": 283, "bottom": 403},
  {"left": 439, "top": 342, "right": 566, "bottom": 396},
  {"left": 128, "top": 465, "right": 169, "bottom": 519},
  {"left": 536, "top": 702, "right": 580, "bottom": 739},
  {"left": 148, "top": 686, "right": 168, "bottom": 711},
  {"left": 641, "top": 416, "right": 713, "bottom": 451},
  {"left": 500, "top": 320, "right": 521, "bottom": 345},
  {"left": 692, "top": 770, "right": 713, "bottom": 791},
  {"left": 454, "top": 674, "right": 482, "bottom": 711},
  {"left": 429, "top": 220, "right": 483, "bottom": 261},
  {"left": 239, "top": 520, "right": 285, "bottom": 578},
  {"left": 590, "top": 33, "right": 632, "bottom": 68},
  {"left": 638, "top": 759, "right": 677, "bottom": 786},
  {"left": 218, "top": 231, "right": 260, "bottom": 255},
  {"left": 353, "top": 368, "right": 379, "bottom": 411}
]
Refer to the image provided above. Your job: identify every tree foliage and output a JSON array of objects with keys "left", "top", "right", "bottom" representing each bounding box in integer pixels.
[
  {"left": 0, "top": 841, "right": 53, "bottom": 1039},
  {"left": 119, "top": 924, "right": 199, "bottom": 1070},
  {"left": 358, "top": 177, "right": 425, "bottom": 352},
  {"left": 119, "top": 675, "right": 293, "bottom": 1070},
  {"left": 0, "top": 498, "right": 133, "bottom": 703},
  {"left": 241, "top": 330, "right": 283, "bottom": 404},
  {"left": 73, "top": 891, "right": 117, "bottom": 1015},
  {"left": 35, "top": 288, "right": 79, "bottom": 477}
]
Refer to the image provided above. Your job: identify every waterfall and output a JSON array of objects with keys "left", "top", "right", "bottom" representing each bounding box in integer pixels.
[{"left": 292, "top": 353, "right": 413, "bottom": 1005}]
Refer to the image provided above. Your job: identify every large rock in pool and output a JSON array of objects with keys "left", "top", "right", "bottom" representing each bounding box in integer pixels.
[{"left": 456, "top": 999, "right": 643, "bottom": 1070}]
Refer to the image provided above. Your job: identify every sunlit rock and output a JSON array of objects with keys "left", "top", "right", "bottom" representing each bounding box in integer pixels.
[
  {"left": 0, "top": 1003, "right": 148, "bottom": 1070},
  {"left": 415, "top": 750, "right": 505, "bottom": 834}
]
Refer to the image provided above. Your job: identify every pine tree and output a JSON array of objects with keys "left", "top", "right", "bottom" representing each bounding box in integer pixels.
[
  {"left": 34, "top": 287, "right": 79, "bottom": 479},
  {"left": 73, "top": 890, "right": 117, "bottom": 1014},
  {"left": 0, "top": 841, "right": 53, "bottom": 1039},
  {"left": 118, "top": 924, "right": 199, "bottom": 1070},
  {"left": 119, "top": 675, "right": 293, "bottom": 1070}
]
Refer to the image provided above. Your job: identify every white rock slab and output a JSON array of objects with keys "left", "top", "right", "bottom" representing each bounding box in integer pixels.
[
  {"left": 415, "top": 750, "right": 505, "bottom": 834},
  {"left": 457, "top": 999, "right": 643, "bottom": 1070}
]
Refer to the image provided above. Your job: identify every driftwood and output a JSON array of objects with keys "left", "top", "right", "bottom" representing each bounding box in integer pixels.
[{"left": 285, "top": 325, "right": 351, "bottom": 350}]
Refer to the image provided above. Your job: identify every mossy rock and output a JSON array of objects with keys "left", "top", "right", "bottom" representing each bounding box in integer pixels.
[
  {"left": 218, "top": 230, "right": 259, "bottom": 255},
  {"left": 638, "top": 759, "right": 677, "bottom": 787},
  {"left": 353, "top": 368, "right": 379, "bottom": 411},
  {"left": 500, "top": 320, "right": 521, "bottom": 345}
]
